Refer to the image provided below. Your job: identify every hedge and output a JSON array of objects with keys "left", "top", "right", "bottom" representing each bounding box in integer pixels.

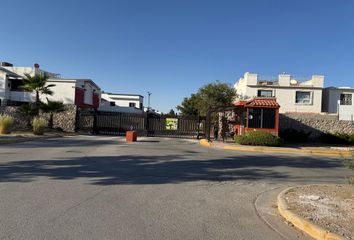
[{"left": 236, "top": 130, "right": 282, "bottom": 146}]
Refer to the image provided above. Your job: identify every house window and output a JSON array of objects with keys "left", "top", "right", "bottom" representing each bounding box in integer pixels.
[
  {"left": 340, "top": 94, "right": 352, "bottom": 105},
  {"left": 10, "top": 79, "right": 26, "bottom": 91},
  {"left": 248, "top": 108, "right": 276, "bottom": 129},
  {"left": 129, "top": 102, "right": 136, "bottom": 108},
  {"left": 295, "top": 91, "right": 312, "bottom": 104},
  {"left": 140, "top": 103, "right": 143, "bottom": 109},
  {"left": 257, "top": 90, "right": 273, "bottom": 97},
  {"left": 110, "top": 102, "right": 115, "bottom": 106}
]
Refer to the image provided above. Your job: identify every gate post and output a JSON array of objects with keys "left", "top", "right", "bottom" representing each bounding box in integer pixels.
[
  {"left": 205, "top": 107, "right": 212, "bottom": 141},
  {"left": 93, "top": 109, "right": 98, "bottom": 135},
  {"left": 197, "top": 115, "right": 201, "bottom": 139},
  {"left": 74, "top": 106, "right": 80, "bottom": 132},
  {"left": 145, "top": 112, "right": 149, "bottom": 137}
]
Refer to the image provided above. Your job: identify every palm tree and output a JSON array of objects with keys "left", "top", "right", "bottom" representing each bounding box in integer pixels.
[
  {"left": 40, "top": 99, "right": 65, "bottom": 128},
  {"left": 22, "top": 73, "right": 56, "bottom": 109},
  {"left": 18, "top": 103, "right": 38, "bottom": 127}
]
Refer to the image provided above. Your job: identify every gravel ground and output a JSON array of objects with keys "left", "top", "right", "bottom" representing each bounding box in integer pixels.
[{"left": 284, "top": 184, "right": 354, "bottom": 239}]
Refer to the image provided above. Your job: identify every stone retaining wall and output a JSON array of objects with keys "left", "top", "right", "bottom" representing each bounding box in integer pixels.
[
  {"left": 218, "top": 111, "right": 354, "bottom": 140},
  {"left": 40, "top": 105, "right": 77, "bottom": 132},
  {"left": 280, "top": 113, "right": 354, "bottom": 139},
  {"left": 0, "top": 105, "right": 77, "bottom": 132}
]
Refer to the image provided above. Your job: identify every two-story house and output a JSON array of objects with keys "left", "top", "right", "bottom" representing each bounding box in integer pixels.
[
  {"left": 0, "top": 62, "right": 101, "bottom": 109},
  {"left": 234, "top": 72, "right": 324, "bottom": 113},
  {"left": 322, "top": 87, "right": 354, "bottom": 121},
  {"left": 99, "top": 92, "right": 144, "bottom": 113}
]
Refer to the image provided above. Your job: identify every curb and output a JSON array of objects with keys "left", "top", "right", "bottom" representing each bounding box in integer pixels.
[
  {"left": 199, "top": 139, "right": 212, "bottom": 147},
  {"left": 277, "top": 186, "right": 344, "bottom": 240},
  {"left": 0, "top": 134, "right": 63, "bottom": 145},
  {"left": 199, "top": 139, "right": 352, "bottom": 157}
]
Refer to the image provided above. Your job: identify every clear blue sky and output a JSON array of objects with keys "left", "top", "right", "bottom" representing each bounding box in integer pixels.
[{"left": 1, "top": 0, "right": 354, "bottom": 112}]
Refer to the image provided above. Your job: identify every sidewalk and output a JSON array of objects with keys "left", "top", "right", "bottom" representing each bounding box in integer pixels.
[
  {"left": 199, "top": 139, "right": 353, "bottom": 157},
  {"left": 278, "top": 184, "right": 353, "bottom": 240}
]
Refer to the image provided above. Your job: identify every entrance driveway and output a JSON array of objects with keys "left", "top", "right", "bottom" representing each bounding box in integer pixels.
[{"left": 0, "top": 136, "right": 351, "bottom": 239}]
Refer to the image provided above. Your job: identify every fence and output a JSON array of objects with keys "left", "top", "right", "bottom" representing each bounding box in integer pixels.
[{"left": 76, "top": 110, "right": 205, "bottom": 139}]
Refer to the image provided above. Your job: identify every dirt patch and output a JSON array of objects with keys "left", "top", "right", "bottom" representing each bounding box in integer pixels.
[{"left": 284, "top": 184, "right": 354, "bottom": 239}]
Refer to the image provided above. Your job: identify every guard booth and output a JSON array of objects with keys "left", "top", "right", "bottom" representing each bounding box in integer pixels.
[{"left": 234, "top": 97, "right": 280, "bottom": 136}]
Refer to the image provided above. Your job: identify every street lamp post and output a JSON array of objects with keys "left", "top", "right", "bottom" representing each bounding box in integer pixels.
[{"left": 147, "top": 91, "right": 152, "bottom": 111}]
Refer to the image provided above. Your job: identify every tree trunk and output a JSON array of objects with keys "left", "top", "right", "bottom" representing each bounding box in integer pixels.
[
  {"left": 49, "top": 113, "right": 54, "bottom": 129},
  {"left": 35, "top": 91, "right": 40, "bottom": 115}
]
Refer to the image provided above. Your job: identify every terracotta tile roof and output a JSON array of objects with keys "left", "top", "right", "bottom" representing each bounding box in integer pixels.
[
  {"left": 234, "top": 98, "right": 280, "bottom": 108},
  {"left": 234, "top": 100, "right": 247, "bottom": 106}
]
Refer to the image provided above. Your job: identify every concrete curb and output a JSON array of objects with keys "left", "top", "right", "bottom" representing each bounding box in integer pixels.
[
  {"left": 199, "top": 139, "right": 211, "bottom": 147},
  {"left": 277, "top": 186, "right": 344, "bottom": 240},
  {"left": 0, "top": 134, "right": 63, "bottom": 144},
  {"left": 198, "top": 139, "right": 353, "bottom": 157}
]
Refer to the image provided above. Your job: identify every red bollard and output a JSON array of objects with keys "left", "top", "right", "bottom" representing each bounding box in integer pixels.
[{"left": 126, "top": 131, "right": 137, "bottom": 142}]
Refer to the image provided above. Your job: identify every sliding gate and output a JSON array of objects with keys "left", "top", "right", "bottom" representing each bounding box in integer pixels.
[{"left": 76, "top": 110, "right": 205, "bottom": 139}]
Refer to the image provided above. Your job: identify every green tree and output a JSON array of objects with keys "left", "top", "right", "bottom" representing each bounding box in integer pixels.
[
  {"left": 197, "top": 81, "right": 236, "bottom": 115},
  {"left": 177, "top": 93, "right": 201, "bottom": 117},
  {"left": 22, "top": 73, "right": 56, "bottom": 109},
  {"left": 177, "top": 81, "right": 236, "bottom": 116},
  {"left": 169, "top": 109, "right": 176, "bottom": 117},
  {"left": 165, "top": 109, "right": 177, "bottom": 118},
  {"left": 40, "top": 99, "right": 65, "bottom": 128}
]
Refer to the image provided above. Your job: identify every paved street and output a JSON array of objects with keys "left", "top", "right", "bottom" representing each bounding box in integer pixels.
[{"left": 0, "top": 135, "right": 351, "bottom": 240}]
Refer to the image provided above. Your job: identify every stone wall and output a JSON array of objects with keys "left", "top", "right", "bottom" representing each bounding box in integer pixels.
[
  {"left": 39, "top": 105, "right": 77, "bottom": 132},
  {"left": 0, "top": 105, "right": 77, "bottom": 132},
  {"left": 0, "top": 106, "right": 28, "bottom": 129},
  {"left": 280, "top": 113, "right": 354, "bottom": 139}
]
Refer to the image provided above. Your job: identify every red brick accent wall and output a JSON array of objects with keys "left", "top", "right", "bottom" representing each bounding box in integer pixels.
[
  {"left": 75, "top": 88, "right": 85, "bottom": 107},
  {"left": 93, "top": 93, "right": 99, "bottom": 108}
]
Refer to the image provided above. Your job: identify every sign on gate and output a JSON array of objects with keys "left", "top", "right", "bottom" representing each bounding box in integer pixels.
[{"left": 166, "top": 118, "right": 178, "bottom": 130}]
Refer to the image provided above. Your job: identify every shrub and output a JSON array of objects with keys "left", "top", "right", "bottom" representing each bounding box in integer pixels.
[
  {"left": 279, "top": 128, "right": 311, "bottom": 143},
  {"left": 236, "top": 130, "right": 282, "bottom": 146},
  {"left": 319, "top": 132, "right": 353, "bottom": 145},
  {"left": 32, "top": 117, "right": 47, "bottom": 135},
  {"left": 349, "top": 134, "right": 354, "bottom": 144},
  {"left": 0, "top": 115, "right": 14, "bottom": 134}
]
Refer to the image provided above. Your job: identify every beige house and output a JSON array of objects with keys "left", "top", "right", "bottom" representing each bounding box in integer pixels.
[{"left": 234, "top": 72, "right": 324, "bottom": 113}]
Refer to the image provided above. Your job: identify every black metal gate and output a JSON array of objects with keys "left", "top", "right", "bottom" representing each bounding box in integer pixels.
[{"left": 76, "top": 110, "right": 205, "bottom": 139}]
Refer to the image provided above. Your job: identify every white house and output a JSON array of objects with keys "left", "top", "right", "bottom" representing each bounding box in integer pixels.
[
  {"left": 234, "top": 72, "right": 324, "bottom": 113},
  {"left": 0, "top": 62, "right": 101, "bottom": 108},
  {"left": 322, "top": 87, "right": 354, "bottom": 121},
  {"left": 99, "top": 92, "right": 144, "bottom": 113}
]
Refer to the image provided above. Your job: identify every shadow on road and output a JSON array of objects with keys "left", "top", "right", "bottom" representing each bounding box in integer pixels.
[{"left": 0, "top": 152, "right": 345, "bottom": 185}]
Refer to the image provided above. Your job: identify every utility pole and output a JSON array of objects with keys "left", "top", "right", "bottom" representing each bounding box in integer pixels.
[{"left": 147, "top": 91, "right": 152, "bottom": 111}]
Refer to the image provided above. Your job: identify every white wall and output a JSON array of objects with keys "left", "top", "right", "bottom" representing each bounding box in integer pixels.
[
  {"left": 1, "top": 66, "right": 35, "bottom": 77},
  {"left": 98, "top": 105, "right": 143, "bottom": 114},
  {"left": 8, "top": 91, "right": 33, "bottom": 102},
  {"left": 76, "top": 79, "right": 101, "bottom": 105},
  {"left": 101, "top": 93, "right": 143, "bottom": 109},
  {"left": 275, "top": 88, "right": 322, "bottom": 113},
  {"left": 0, "top": 72, "right": 6, "bottom": 105},
  {"left": 1, "top": 66, "right": 57, "bottom": 78},
  {"left": 42, "top": 80, "right": 76, "bottom": 104},
  {"left": 339, "top": 105, "right": 354, "bottom": 121}
]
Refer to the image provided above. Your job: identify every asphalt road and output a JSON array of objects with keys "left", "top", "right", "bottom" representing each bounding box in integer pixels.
[{"left": 0, "top": 135, "right": 351, "bottom": 240}]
